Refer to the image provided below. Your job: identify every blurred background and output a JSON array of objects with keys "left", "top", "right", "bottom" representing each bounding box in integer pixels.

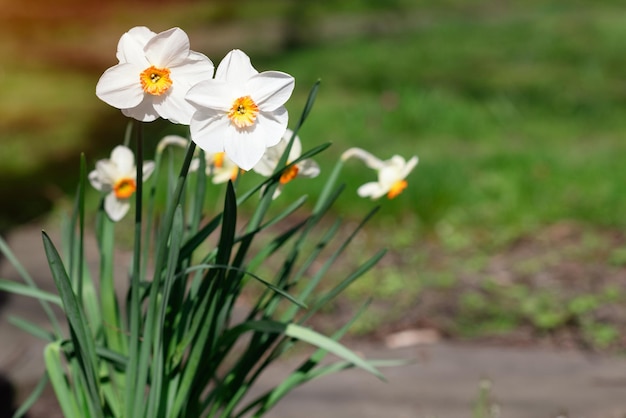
[{"left": 3, "top": 0, "right": 626, "bottom": 350}]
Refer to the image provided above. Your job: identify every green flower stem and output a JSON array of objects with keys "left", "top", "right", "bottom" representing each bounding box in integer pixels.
[
  {"left": 136, "top": 139, "right": 196, "bottom": 418},
  {"left": 96, "top": 210, "right": 126, "bottom": 355},
  {"left": 125, "top": 120, "right": 144, "bottom": 418}
]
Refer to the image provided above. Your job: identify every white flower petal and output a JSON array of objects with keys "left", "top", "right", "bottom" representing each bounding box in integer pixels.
[
  {"left": 142, "top": 161, "right": 155, "bottom": 180},
  {"left": 298, "top": 159, "right": 320, "bottom": 178},
  {"left": 248, "top": 72, "right": 295, "bottom": 111},
  {"left": 190, "top": 112, "right": 229, "bottom": 154},
  {"left": 144, "top": 27, "right": 190, "bottom": 67},
  {"left": 357, "top": 182, "right": 385, "bottom": 199},
  {"left": 105, "top": 193, "right": 131, "bottom": 222},
  {"left": 189, "top": 157, "right": 201, "bottom": 173},
  {"left": 121, "top": 97, "right": 160, "bottom": 122},
  {"left": 271, "top": 186, "right": 283, "bottom": 200},
  {"left": 95, "top": 160, "right": 118, "bottom": 188},
  {"left": 286, "top": 130, "right": 302, "bottom": 160},
  {"left": 378, "top": 165, "right": 403, "bottom": 189},
  {"left": 257, "top": 108, "right": 289, "bottom": 147},
  {"left": 171, "top": 52, "right": 214, "bottom": 83},
  {"left": 153, "top": 84, "right": 197, "bottom": 124},
  {"left": 402, "top": 156, "right": 419, "bottom": 177},
  {"left": 215, "top": 49, "right": 258, "bottom": 82},
  {"left": 224, "top": 128, "right": 268, "bottom": 171},
  {"left": 186, "top": 80, "right": 234, "bottom": 111},
  {"left": 253, "top": 129, "right": 305, "bottom": 176},
  {"left": 96, "top": 64, "right": 145, "bottom": 109},
  {"left": 116, "top": 27, "right": 154, "bottom": 65},
  {"left": 213, "top": 168, "right": 235, "bottom": 184},
  {"left": 88, "top": 170, "right": 103, "bottom": 191},
  {"left": 252, "top": 154, "right": 276, "bottom": 176},
  {"left": 111, "top": 145, "right": 135, "bottom": 176}
]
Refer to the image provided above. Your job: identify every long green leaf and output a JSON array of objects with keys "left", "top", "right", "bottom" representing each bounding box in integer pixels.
[
  {"left": 285, "top": 323, "right": 384, "bottom": 380},
  {"left": 8, "top": 316, "right": 55, "bottom": 341},
  {"left": 216, "top": 181, "right": 237, "bottom": 270},
  {"left": 147, "top": 205, "right": 184, "bottom": 418},
  {"left": 0, "top": 236, "right": 63, "bottom": 335},
  {"left": 42, "top": 232, "right": 103, "bottom": 417},
  {"left": 182, "top": 264, "right": 306, "bottom": 309},
  {"left": 218, "top": 320, "right": 382, "bottom": 379},
  {"left": 96, "top": 209, "right": 126, "bottom": 355},
  {"left": 239, "top": 300, "right": 372, "bottom": 417},
  {"left": 0, "top": 279, "right": 62, "bottom": 306},
  {"left": 298, "top": 80, "right": 320, "bottom": 126},
  {"left": 44, "top": 342, "right": 81, "bottom": 418}
]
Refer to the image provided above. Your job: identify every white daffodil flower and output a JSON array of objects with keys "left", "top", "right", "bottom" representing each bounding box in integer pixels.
[
  {"left": 88, "top": 145, "right": 155, "bottom": 221},
  {"left": 190, "top": 152, "right": 241, "bottom": 184},
  {"left": 253, "top": 129, "right": 320, "bottom": 199},
  {"left": 342, "top": 147, "right": 418, "bottom": 200},
  {"left": 186, "top": 49, "right": 295, "bottom": 170},
  {"left": 96, "top": 26, "right": 214, "bottom": 124}
]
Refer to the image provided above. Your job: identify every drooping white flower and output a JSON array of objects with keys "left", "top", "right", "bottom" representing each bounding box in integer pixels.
[
  {"left": 186, "top": 49, "right": 295, "bottom": 170},
  {"left": 342, "top": 148, "right": 418, "bottom": 200},
  {"left": 253, "top": 128, "right": 320, "bottom": 198},
  {"left": 88, "top": 145, "right": 155, "bottom": 221},
  {"left": 190, "top": 152, "right": 241, "bottom": 184},
  {"left": 96, "top": 26, "right": 214, "bottom": 124}
]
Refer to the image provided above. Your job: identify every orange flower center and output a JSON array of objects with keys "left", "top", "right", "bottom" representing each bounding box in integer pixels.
[
  {"left": 113, "top": 177, "right": 137, "bottom": 199},
  {"left": 279, "top": 164, "right": 299, "bottom": 185},
  {"left": 140, "top": 66, "right": 172, "bottom": 96},
  {"left": 213, "top": 152, "right": 225, "bottom": 169},
  {"left": 228, "top": 96, "right": 259, "bottom": 129},
  {"left": 387, "top": 180, "right": 408, "bottom": 199}
]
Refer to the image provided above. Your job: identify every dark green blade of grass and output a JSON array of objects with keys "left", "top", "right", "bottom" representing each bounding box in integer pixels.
[
  {"left": 0, "top": 237, "right": 63, "bottom": 336},
  {"left": 42, "top": 232, "right": 103, "bottom": 418},
  {"left": 0, "top": 280, "right": 62, "bottom": 305},
  {"left": 146, "top": 205, "right": 184, "bottom": 418},
  {"left": 8, "top": 316, "right": 56, "bottom": 342},
  {"left": 286, "top": 206, "right": 381, "bottom": 322}
]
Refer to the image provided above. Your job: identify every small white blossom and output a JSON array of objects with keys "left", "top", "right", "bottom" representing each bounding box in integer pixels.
[
  {"left": 190, "top": 152, "right": 241, "bottom": 184},
  {"left": 342, "top": 148, "right": 417, "bottom": 200},
  {"left": 88, "top": 145, "right": 155, "bottom": 221},
  {"left": 253, "top": 129, "right": 320, "bottom": 199}
]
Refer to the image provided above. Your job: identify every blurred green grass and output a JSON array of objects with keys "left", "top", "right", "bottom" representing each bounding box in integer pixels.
[{"left": 3, "top": 0, "right": 626, "bottom": 346}]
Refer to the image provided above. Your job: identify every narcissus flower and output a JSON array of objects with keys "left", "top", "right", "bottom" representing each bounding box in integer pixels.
[
  {"left": 253, "top": 129, "right": 320, "bottom": 198},
  {"left": 88, "top": 145, "right": 155, "bottom": 221},
  {"left": 190, "top": 151, "right": 241, "bottom": 184},
  {"left": 186, "top": 49, "right": 295, "bottom": 170},
  {"left": 96, "top": 26, "right": 214, "bottom": 124},
  {"left": 342, "top": 148, "right": 418, "bottom": 200}
]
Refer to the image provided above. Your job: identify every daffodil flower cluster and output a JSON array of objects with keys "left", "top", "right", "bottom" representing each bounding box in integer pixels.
[
  {"left": 96, "top": 26, "right": 294, "bottom": 171},
  {"left": 92, "top": 26, "right": 416, "bottom": 221}
]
